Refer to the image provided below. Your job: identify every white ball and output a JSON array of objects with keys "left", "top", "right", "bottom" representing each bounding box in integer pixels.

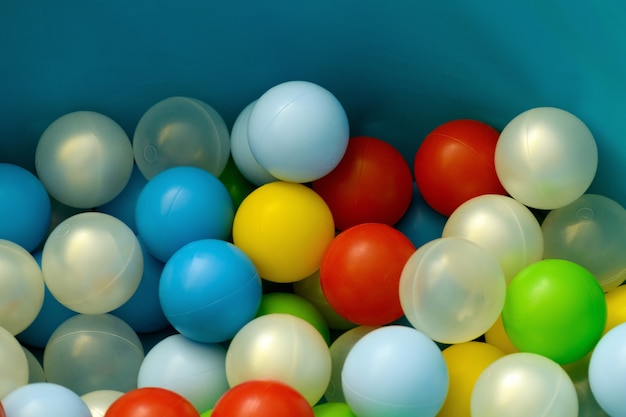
[
  {"left": 80, "top": 390, "right": 124, "bottom": 417},
  {"left": 0, "top": 326, "right": 28, "bottom": 398}
]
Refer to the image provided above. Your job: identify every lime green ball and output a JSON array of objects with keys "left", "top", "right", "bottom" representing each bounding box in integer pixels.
[
  {"left": 256, "top": 292, "right": 331, "bottom": 344},
  {"left": 200, "top": 409, "right": 212, "bottom": 417},
  {"left": 313, "top": 402, "right": 357, "bottom": 417},
  {"left": 502, "top": 259, "right": 606, "bottom": 364}
]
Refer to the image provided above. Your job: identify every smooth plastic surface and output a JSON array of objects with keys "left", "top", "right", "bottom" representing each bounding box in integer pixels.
[
  {"left": 81, "top": 390, "right": 124, "bottom": 417},
  {"left": 104, "top": 387, "right": 200, "bottom": 417},
  {"left": 313, "top": 402, "right": 357, "bottom": 417},
  {"left": 0, "top": 326, "right": 29, "bottom": 399},
  {"left": 589, "top": 322, "right": 626, "bottom": 417},
  {"left": 2, "top": 382, "right": 92, "bottom": 417}
]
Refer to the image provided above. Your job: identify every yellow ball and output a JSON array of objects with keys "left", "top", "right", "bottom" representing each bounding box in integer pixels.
[
  {"left": 484, "top": 314, "right": 519, "bottom": 354},
  {"left": 604, "top": 285, "right": 626, "bottom": 334},
  {"left": 439, "top": 341, "right": 506, "bottom": 417},
  {"left": 232, "top": 181, "right": 335, "bottom": 283}
]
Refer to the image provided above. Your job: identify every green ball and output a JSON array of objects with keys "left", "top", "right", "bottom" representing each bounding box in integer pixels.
[
  {"left": 200, "top": 409, "right": 212, "bottom": 417},
  {"left": 313, "top": 402, "right": 357, "bottom": 417},
  {"left": 502, "top": 259, "right": 606, "bottom": 364}
]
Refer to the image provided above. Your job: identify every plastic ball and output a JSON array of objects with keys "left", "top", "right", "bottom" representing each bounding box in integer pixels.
[
  {"left": 232, "top": 181, "right": 335, "bottom": 283},
  {"left": 43, "top": 313, "right": 144, "bottom": 395},
  {"left": 211, "top": 380, "right": 314, "bottom": 417},
  {"left": 159, "top": 239, "right": 262, "bottom": 343},
  {"left": 2, "top": 382, "right": 92, "bottom": 417},
  {"left": 442, "top": 194, "right": 544, "bottom": 283},
  {"left": 247, "top": 80, "right": 349, "bottom": 183},
  {"left": 341, "top": 325, "right": 449, "bottom": 417},
  {"left": 541, "top": 193, "right": 626, "bottom": 291},
  {"left": 399, "top": 237, "right": 506, "bottom": 344},
  {"left": 604, "top": 285, "right": 626, "bottom": 334},
  {"left": 230, "top": 100, "right": 278, "bottom": 186},
  {"left": 588, "top": 322, "right": 626, "bottom": 416},
  {"left": 414, "top": 119, "right": 506, "bottom": 216},
  {"left": 35, "top": 111, "right": 134, "bottom": 208},
  {"left": 0, "top": 326, "right": 28, "bottom": 398},
  {"left": 225, "top": 313, "right": 331, "bottom": 406},
  {"left": 137, "top": 334, "right": 229, "bottom": 412},
  {"left": 438, "top": 342, "right": 506, "bottom": 417},
  {"left": 312, "top": 136, "right": 413, "bottom": 230},
  {"left": 135, "top": 166, "right": 234, "bottom": 262},
  {"left": 133, "top": 96, "right": 230, "bottom": 180},
  {"left": 394, "top": 183, "right": 448, "bottom": 249},
  {"left": 0, "top": 239, "right": 45, "bottom": 335},
  {"left": 42, "top": 212, "right": 143, "bottom": 314},
  {"left": 320, "top": 223, "right": 416, "bottom": 326},
  {"left": 97, "top": 164, "right": 148, "bottom": 234},
  {"left": 104, "top": 387, "right": 200, "bottom": 417},
  {"left": 23, "top": 346, "right": 46, "bottom": 383},
  {"left": 495, "top": 107, "right": 598, "bottom": 210},
  {"left": 81, "top": 390, "right": 124, "bottom": 417},
  {"left": 502, "top": 259, "right": 607, "bottom": 364},
  {"left": 217, "top": 156, "right": 256, "bottom": 211},
  {"left": 313, "top": 402, "right": 357, "bottom": 417},
  {"left": 562, "top": 353, "right": 608, "bottom": 416},
  {"left": 471, "top": 352, "right": 578, "bottom": 417},
  {"left": 0, "top": 163, "right": 51, "bottom": 251}
]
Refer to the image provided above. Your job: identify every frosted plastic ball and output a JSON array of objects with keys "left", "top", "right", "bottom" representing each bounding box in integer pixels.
[
  {"left": 0, "top": 326, "right": 28, "bottom": 398},
  {"left": 399, "top": 237, "right": 506, "bottom": 344},
  {"left": 137, "top": 334, "right": 229, "bottom": 412},
  {"left": 133, "top": 96, "right": 230, "bottom": 180},
  {"left": 494, "top": 107, "right": 598, "bottom": 210},
  {"left": 41, "top": 212, "right": 143, "bottom": 314},
  {"left": 135, "top": 166, "right": 234, "bottom": 262},
  {"left": 81, "top": 390, "right": 124, "bottom": 417},
  {"left": 442, "top": 194, "right": 544, "bottom": 283},
  {"left": 542, "top": 193, "right": 626, "bottom": 291},
  {"left": 341, "top": 325, "right": 448, "bottom": 417},
  {"left": 43, "top": 314, "right": 144, "bottom": 396},
  {"left": 589, "top": 322, "right": 626, "bottom": 416},
  {"left": 0, "top": 239, "right": 45, "bottom": 335},
  {"left": 247, "top": 80, "right": 349, "bottom": 183},
  {"left": 471, "top": 352, "right": 579, "bottom": 417},
  {"left": 35, "top": 111, "right": 134, "bottom": 208},
  {"left": 225, "top": 313, "right": 332, "bottom": 406},
  {"left": 230, "top": 100, "right": 277, "bottom": 186},
  {"left": 2, "top": 382, "right": 92, "bottom": 417}
]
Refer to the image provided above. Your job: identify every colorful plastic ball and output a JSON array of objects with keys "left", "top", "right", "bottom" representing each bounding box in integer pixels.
[
  {"left": 43, "top": 313, "right": 144, "bottom": 395},
  {"left": 42, "top": 212, "right": 143, "bottom": 314},
  {"left": 217, "top": 156, "right": 256, "bottom": 211},
  {"left": 604, "top": 285, "right": 626, "bottom": 334},
  {"left": 256, "top": 292, "right": 331, "bottom": 344},
  {"left": 135, "top": 166, "right": 234, "bottom": 262},
  {"left": 320, "top": 223, "right": 415, "bottom": 326},
  {"left": 133, "top": 96, "right": 230, "bottom": 180},
  {"left": 414, "top": 119, "right": 506, "bottom": 216},
  {"left": 230, "top": 100, "right": 278, "bottom": 186},
  {"left": 247, "top": 80, "right": 349, "bottom": 183},
  {"left": 0, "top": 326, "right": 28, "bottom": 398},
  {"left": 502, "top": 259, "right": 607, "bottom": 365},
  {"left": 159, "top": 239, "right": 262, "bottom": 343},
  {"left": 232, "top": 181, "right": 335, "bottom": 283},
  {"left": 225, "top": 313, "right": 331, "bottom": 406},
  {"left": 211, "top": 380, "right": 314, "bottom": 417},
  {"left": 312, "top": 136, "right": 413, "bottom": 230},
  {"left": 394, "top": 183, "right": 448, "bottom": 249},
  {"left": 588, "top": 322, "right": 626, "bottom": 416},
  {"left": 495, "top": 107, "right": 598, "bottom": 210},
  {"left": 137, "top": 334, "right": 229, "bottom": 412},
  {"left": 313, "top": 402, "right": 357, "bottom": 417},
  {"left": 2, "top": 382, "right": 92, "bottom": 417},
  {"left": 81, "top": 390, "right": 124, "bottom": 417},
  {"left": 97, "top": 164, "right": 148, "bottom": 234},
  {"left": 442, "top": 194, "right": 544, "bottom": 283},
  {"left": 0, "top": 163, "right": 51, "bottom": 251},
  {"left": 35, "top": 110, "right": 134, "bottom": 209},
  {"left": 438, "top": 342, "right": 506, "bottom": 417},
  {"left": 399, "top": 237, "right": 506, "bottom": 344},
  {"left": 341, "top": 325, "right": 449, "bottom": 417},
  {"left": 541, "top": 193, "right": 626, "bottom": 291},
  {"left": 471, "top": 352, "right": 578, "bottom": 417},
  {"left": 0, "top": 239, "right": 45, "bottom": 335},
  {"left": 104, "top": 387, "right": 200, "bottom": 417}
]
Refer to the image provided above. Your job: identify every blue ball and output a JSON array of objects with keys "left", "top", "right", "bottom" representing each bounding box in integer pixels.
[
  {"left": 2, "top": 382, "right": 92, "bottom": 417},
  {"left": 159, "top": 239, "right": 262, "bottom": 343},
  {"left": 589, "top": 322, "right": 626, "bottom": 416},
  {"left": 98, "top": 164, "right": 148, "bottom": 234},
  {"left": 0, "top": 163, "right": 51, "bottom": 252},
  {"left": 135, "top": 166, "right": 234, "bottom": 262},
  {"left": 342, "top": 325, "right": 449, "bottom": 417}
]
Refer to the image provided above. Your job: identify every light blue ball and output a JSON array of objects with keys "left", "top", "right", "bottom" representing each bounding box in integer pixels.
[
  {"left": 159, "top": 239, "right": 262, "bottom": 343},
  {"left": 589, "top": 322, "right": 626, "bottom": 416},
  {"left": 0, "top": 163, "right": 51, "bottom": 252},
  {"left": 135, "top": 166, "right": 234, "bottom": 262},
  {"left": 341, "top": 325, "right": 448, "bottom": 417},
  {"left": 2, "top": 382, "right": 92, "bottom": 417}
]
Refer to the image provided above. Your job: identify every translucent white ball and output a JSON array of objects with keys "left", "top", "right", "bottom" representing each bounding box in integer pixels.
[
  {"left": 80, "top": 390, "right": 123, "bottom": 417},
  {"left": 35, "top": 111, "right": 134, "bottom": 208},
  {"left": 0, "top": 326, "right": 28, "bottom": 398},
  {"left": 495, "top": 107, "right": 598, "bottom": 210}
]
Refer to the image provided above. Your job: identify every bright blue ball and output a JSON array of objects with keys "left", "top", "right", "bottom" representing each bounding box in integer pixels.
[
  {"left": 159, "top": 239, "right": 262, "bottom": 343},
  {"left": 0, "top": 163, "right": 51, "bottom": 252},
  {"left": 135, "top": 166, "right": 234, "bottom": 262}
]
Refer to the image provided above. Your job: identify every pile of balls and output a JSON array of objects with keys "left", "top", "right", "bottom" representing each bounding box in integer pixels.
[{"left": 1, "top": 80, "right": 626, "bottom": 417}]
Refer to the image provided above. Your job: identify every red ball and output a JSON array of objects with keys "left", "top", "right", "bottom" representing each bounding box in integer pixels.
[
  {"left": 414, "top": 119, "right": 507, "bottom": 216},
  {"left": 312, "top": 136, "right": 413, "bottom": 230},
  {"left": 211, "top": 380, "right": 314, "bottom": 417},
  {"left": 320, "top": 223, "right": 415, "bottom": 325},
  {"left": 104, "top": 387, "right": 199, "bottom": 417}
]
